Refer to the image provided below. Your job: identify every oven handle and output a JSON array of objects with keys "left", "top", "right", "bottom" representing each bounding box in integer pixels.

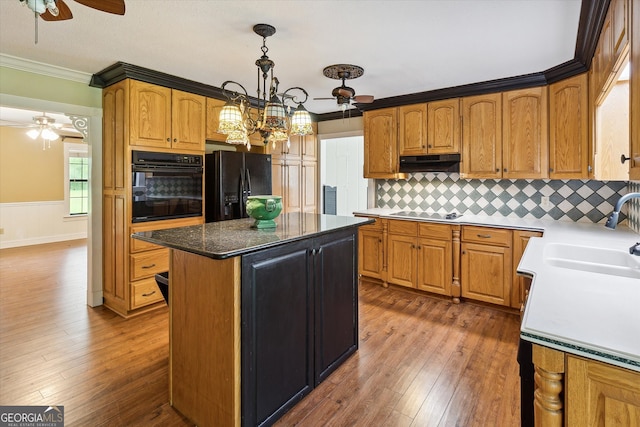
[{"left": 132, "top": 165, "right": 203, "bottom": 174}]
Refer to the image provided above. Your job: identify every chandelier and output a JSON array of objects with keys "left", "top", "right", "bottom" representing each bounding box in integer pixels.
[
  {"left": 217, "top": 24, "right": 313, "bottom": 150},
  {"left": 26, "top": 114, "right": 60, "bottom": 150}
]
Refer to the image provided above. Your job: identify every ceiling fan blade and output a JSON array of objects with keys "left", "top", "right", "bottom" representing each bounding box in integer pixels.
[
  {"left": 313, "top": 97, "right": 336, "bottom": 101},
  {"left": 353, "top": 95, "right": 374, "bottom": 103},
  {"left": 336, "top": 88, "right": 354, "bottom": 98},
  {"left": 40, "top": 0, "right": 73, "bottom": 21},
  {"left": 73, "top": 0, "right": 125, "bottom": 15}
]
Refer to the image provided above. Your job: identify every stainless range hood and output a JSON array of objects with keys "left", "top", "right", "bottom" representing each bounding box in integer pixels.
[{"left": 399, "top": 153, "right": 461, "bottom": 172}]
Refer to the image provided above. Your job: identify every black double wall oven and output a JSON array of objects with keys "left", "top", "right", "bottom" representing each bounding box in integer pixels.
[{"left": 131, "top": 150, "right": 203, "bottom": 223}]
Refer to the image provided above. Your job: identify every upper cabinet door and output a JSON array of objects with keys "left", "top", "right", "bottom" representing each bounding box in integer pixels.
[
  {"left": 398, "top": 104, "right": 427, "bottom": 156},
  {"left": 364, "top": 108, "right": 400, "bottom": 178},
  {"left": 461, "top": 93, "right": 502, "bottom": 179},
  {"left": 549, "top": 73, "right": 590, "bottom": 179},
  {"left": 502, "top": 87, "right": 548, "bottom": 179},
  {"left": 427, "top": 98, "right": 460, "bottom": 154},
  {"left": 171, "top": 89, "right": 206, "bottom": 152},
  {"left": 129, "top": 80, "right": 172, "bottom": 148}
]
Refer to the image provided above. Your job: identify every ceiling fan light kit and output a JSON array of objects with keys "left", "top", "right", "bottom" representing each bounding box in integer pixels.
[
  {"left": 26, "top": 114, "right": 60, "bottom": 150},
  {"left": 217, "top": 23, "right": 313, "bottom": 150}
]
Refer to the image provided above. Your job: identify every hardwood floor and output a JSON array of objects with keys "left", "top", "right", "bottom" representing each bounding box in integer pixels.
[{"left": 0, "top": 240, "right": 521, "bottom": 426}]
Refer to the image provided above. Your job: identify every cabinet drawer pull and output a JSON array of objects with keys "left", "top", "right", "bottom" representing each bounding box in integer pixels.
[
  {"left": 142, "top": 290, "right": 156, "bottom": 297},
  {"left": 477, "top": 234, "right": 492, "bottom": 239},
  {"left": 141, "top": 263, "right": 156, "bottom": 269}
]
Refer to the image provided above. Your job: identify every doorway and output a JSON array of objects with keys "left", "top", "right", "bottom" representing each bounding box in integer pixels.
[
  {"left": 0, "top": 93, "right": 102, "bottom": 307},
  {"left": 319, "top": 135, "right": 370, "bottom": 216}
]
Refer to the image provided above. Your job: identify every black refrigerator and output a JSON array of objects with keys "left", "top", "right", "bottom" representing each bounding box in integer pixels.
[{"left": 205, "top": 151, "right": 272, "bottom": 222}]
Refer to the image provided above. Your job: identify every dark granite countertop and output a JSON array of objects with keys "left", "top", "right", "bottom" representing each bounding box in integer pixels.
[{"left": 132, "top": 213, "right": 374, "bottom": 259}]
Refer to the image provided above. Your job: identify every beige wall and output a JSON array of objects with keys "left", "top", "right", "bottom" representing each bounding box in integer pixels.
[{"left": 0, "top": 126, "right": 65, "bottom": 202}]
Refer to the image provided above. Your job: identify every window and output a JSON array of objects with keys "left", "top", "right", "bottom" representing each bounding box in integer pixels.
[{"left": 64, "top": 142, "right": 89, "bottom": 216}]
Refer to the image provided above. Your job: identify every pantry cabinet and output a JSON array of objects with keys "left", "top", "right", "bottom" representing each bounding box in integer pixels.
[
  {"left": 461, "top": 226, "right": 513, "bottom": 306},
  {"left": 129, "top": 80, "right": 206, "bottom": 151},
  {"left": 549, "top": 73, "right": 590, "bottom": 179}
]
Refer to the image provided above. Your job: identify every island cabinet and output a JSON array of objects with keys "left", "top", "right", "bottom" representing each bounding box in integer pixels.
[
  {"left": 138, "top": 215, "right": 369, "bottom": 427},
  {"left": 129, "top": 80, "right": 206, "bottom": 152},
  {"left": 461, "top": 225, "right": 513, "bottom": 306},
  {"left": 241, "top": 228, "right": 358, "bottom": 426},
  {"left": 531, "top": 345, "right": 640, "bottom": 427},
  {"left": 386, "top": 219, "right": 457, "bottom": 299}
]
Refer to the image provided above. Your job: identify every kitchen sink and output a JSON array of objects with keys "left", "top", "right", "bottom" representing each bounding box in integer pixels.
[{"left": 544, "top": 243, "right": 640, "bottom": 279}]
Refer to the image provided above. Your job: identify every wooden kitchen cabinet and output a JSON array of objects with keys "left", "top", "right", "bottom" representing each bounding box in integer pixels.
[
  {"left": 386, "top": 219, "right": 453, "bottom": 298},
  {"left": 398, "top": 103, "right": 428, "bottom": 155},
  {"left": 427, "top": 98, "right": 460, "bottom": 154},
  {"left": 566, "top": 355, "right": 640, "bottom": 426},
  {"left": 630, "top": 0, "right": 640, "bottom": 180},
  {"left": 549, "top": 73, "right": 590, "bottom": 179},
  {"left": 102, "top": 78, "right": 205, "bottom": 317},
  {"left": 532, "top": 345, "right": 640, "bottom": 427},
  {"left": 461, "top": 93, "right": 502, "bottom": 179},
  {"left": 511, "top": 230, "right": 543, "bottom": 310},
  {"left": 461, "top": 226, "right": 512, "bottom": 306},
  {"left": 364, "top": 107, "right": 405, "bottom": 178},
  {"left": 130, "top": 80, "right": 205, "bottom": 151},
  {"left": 271, "top": 156, "right": 302, "bottom": 214},
  {"left": 302, "top": 160, "right": 317, "bottom": 213},
  {"left": 502, "top": 87, "right": 548, "bottom": 179},
  {"left": 357, "top": 217, "right": 385, "bottom": 282}
]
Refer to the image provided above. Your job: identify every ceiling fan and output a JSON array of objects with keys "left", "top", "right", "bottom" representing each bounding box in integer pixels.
[
  {"left": 19, "top": 0, "right": 125, "bottom": 43},
  {"left": 315, "top": 64, "right": 374, "bottom": 112}
]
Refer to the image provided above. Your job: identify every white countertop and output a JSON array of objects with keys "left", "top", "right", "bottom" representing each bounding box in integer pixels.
[{"left": 354, "top": 208, "right": 640, "bottom": 372}]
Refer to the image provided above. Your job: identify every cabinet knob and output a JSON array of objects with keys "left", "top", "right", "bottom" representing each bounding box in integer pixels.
[
  {"left": 621, "top": 154, "right": 631, "bottom": 164},
  {"left": 173, "top": 138, "right": 177, "bottom": 142},
  {"left": 549, "top": 168, "right": 554, "bottom": 172},
  {"left": 495, "top": 168, "right": 499, "bottom": 172},
  {"left": 503, "top": 168, "right": 507, "bottom": 172},
  {"left": 428, "top": 145, "right": 432, "bottom": 148},
  {"left": 462, "top": 250, "right": 466, "bottom": 255},
  {"left": 166, "top": 138, "right": 171, "bottom": 142}
]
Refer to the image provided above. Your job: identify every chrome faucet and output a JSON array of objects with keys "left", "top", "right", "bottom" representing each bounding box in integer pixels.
[{"left": 605, "top": 192, "right": 640, "bottom": 229}]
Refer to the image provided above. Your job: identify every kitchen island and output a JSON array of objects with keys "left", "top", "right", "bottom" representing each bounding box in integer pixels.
[{"left": 133, "top": 213, "right": 372, "bottom": 427}]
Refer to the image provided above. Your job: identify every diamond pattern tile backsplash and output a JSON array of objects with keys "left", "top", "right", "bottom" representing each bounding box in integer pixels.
[{"left": 377, "top": 173, "right": 637, "bottom": 227}]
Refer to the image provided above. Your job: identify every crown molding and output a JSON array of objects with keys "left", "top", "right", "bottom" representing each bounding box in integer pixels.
[{"left": 0, "top": 53, "right": 92, "bottom": 84}]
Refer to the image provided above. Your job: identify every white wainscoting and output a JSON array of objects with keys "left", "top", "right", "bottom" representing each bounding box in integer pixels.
[{"left": 0, "top": 201, "right": 88, "bottom": 249}]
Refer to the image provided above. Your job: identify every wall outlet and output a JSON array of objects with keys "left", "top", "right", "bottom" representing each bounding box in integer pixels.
[{"left": 541, "top": 196, "right": 550, "bottom": 208}]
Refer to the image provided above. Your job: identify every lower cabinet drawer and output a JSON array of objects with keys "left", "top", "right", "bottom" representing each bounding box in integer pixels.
[
  {"left": 131, "top": 277, "right": 164, "bottom": 309},
  {"left": 130, "top": 248, "right": 169, "bottom": 281}
]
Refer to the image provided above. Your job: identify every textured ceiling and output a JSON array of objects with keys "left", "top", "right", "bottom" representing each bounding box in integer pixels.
[{"left": 0, "top": 0, "right": 582, "bottom": 115}]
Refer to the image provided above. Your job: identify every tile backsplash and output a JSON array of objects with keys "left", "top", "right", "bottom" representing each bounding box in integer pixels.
[
  {"left": 377, "top": 173, "right": 632, "bottom": 226},
  {"left": 628, "top": 181, "right": 640, "bottom": 233}
]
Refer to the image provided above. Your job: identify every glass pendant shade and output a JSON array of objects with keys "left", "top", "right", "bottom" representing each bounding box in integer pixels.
[
  {"left": 41, "top": 128, "right": 59, "bottom": 141},
  {"left": 26, "top": 129, "right": 40, "bottom": 139},
  {"left": 289, "top": 104, "right": 313, "bottom": 136},
  {"left": 226, "top": 127, "right": 250, "bottom": 146},
  {"left": 262, "top": 97, "right": 287, "bottom": 132},
  {"left": 218, "top": 103, "right": 244, "bottom": 134}
]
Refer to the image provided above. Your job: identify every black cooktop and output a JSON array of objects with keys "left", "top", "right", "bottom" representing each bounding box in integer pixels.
[{"left": 389, "top": 211, "right": 462, "bottom": 220}]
